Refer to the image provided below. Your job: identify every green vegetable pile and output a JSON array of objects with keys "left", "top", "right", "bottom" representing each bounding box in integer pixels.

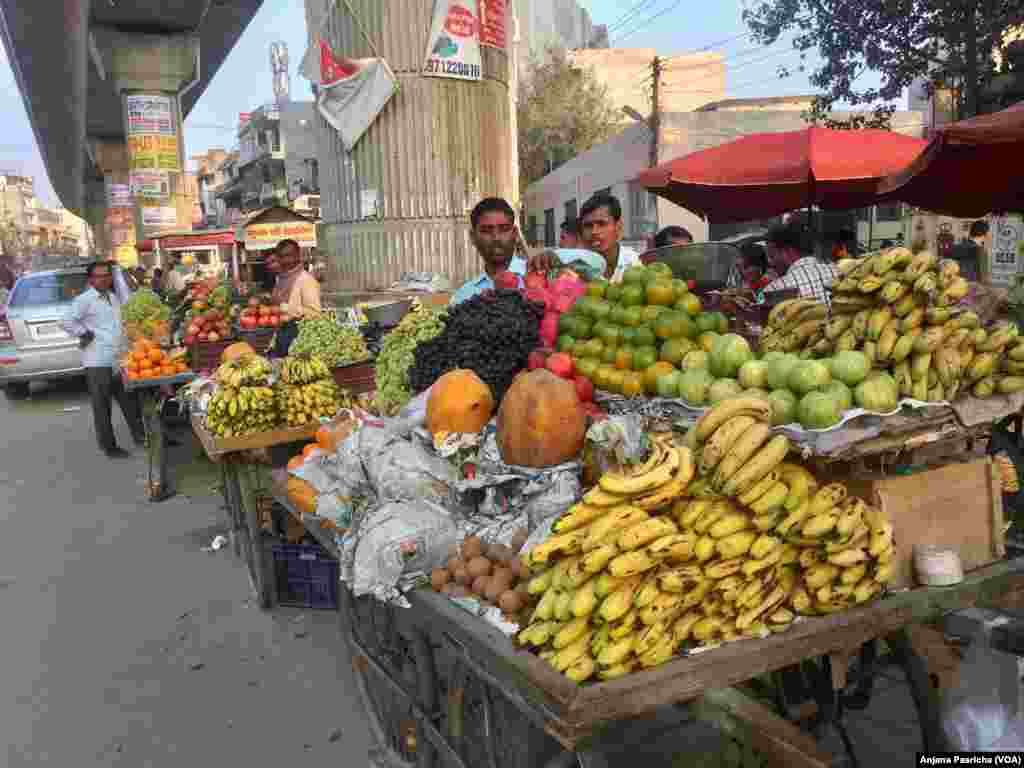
[
  {"left": 288, "top": 315, "right": 369, "bottom": 369},
  {"left": 122, "top": 288, "right": 171, "bottom": 336},
  {"left": 373, "top": 305, "right": 446, "bottom": 415}
]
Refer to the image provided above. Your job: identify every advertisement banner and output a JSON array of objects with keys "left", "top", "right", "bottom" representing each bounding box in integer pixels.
[
  {"left": 423, "top": 0, "right": 482, "bottom": 81},
  {"left": 245, "top": 221, "right": 317, "bottom": 250},
  {"left": 990, "top": 215, "right": 1024, "bottom": 286},
  {"left": 129, "top": 171, "right": 171, "bottom": 200},
  {"left": 106, "top": 183, "right": 132, "bottom": 208},
  {"left": 140, "top": 203, "right": 177, "bottom": 230},
  {"left": 126, "top": 94, "right": 176, "bottom": 136},
  {"left": 127, "top": 135, "right": 180, "bottom": 172},
  {"left": 478, "top": 0, "right": 507, "bottom": 49}
]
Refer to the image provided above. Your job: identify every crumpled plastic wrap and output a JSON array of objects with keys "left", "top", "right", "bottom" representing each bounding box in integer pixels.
[
  {"left": 340, "top": 500, "right": 459, "bottom": 606},
  {"left": 333, "top": 418, "right": 582, "bottom": 604},
  {"left": 586, "top": 415, "right": 650, "bottom": 479}
]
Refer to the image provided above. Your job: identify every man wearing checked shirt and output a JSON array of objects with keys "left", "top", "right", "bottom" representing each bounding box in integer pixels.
[
  {"left": 762, "top": 221, "right": 838, "bottom": 308},
  {"left": 62, "top": 261, "right": 145, "bottom": 459}
]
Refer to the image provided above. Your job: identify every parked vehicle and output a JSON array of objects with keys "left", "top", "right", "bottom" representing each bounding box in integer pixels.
[{"left": 0, "top": 265, "right": 137, "bottom": 397}]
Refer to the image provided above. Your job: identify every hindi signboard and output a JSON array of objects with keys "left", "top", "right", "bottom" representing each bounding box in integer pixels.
[
  {"left": 478, "top": 0, "right": 507, "bottom": 49},
  {"left": 245, "top": 221, "right": 317, "bottom": 251},
  {"left": 423, "top": 0, "right": 482, "bottom": 81}
]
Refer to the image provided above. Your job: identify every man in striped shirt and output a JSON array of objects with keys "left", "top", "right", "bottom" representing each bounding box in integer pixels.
[{"left": 762, "top": 221, "right": 838, "bottom": 308}]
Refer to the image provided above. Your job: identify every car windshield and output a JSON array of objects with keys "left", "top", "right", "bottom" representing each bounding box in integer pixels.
[{"left": 9, "top": 272, "right": 89, "bottom": 307}]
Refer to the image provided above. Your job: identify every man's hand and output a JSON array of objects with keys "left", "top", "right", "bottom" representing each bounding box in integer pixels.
[
  {"left": 79, "top": 331, "right": 95, "bottom": 349},
  {"left": 526, "top": 248, "right": 560, "bottom": 274}
]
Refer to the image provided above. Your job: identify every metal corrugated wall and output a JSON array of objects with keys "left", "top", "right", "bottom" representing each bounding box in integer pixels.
[{"left": 315, "top": 0, "right": 512, "bottom": 291}]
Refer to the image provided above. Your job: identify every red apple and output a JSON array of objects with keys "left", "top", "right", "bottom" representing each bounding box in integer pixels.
[
  {"left": 183, "top": 334, "right": 196, "bottom": 345},
  {"left": 494, "top": 271, "right": 520, "bottom": 291},
  {"left": 524, "top": 271, "right": 548, "bottom": 291},
  {"left": 546, "top": 352, "right": 574, "bottom": 380},
  {"left": 187, "top": 322, "right": 202, "bottom": 336},
  {"left": 269, "top": 315, "right": 281, "bottom": 327},
  {"left": 527, "top": 349, "right": 549, "bottom": 371},
  {"left": 573, "top": 375, "right": 594, "bottom": 403},
  {"left": 241, "top": 317, "right": 257, "bottom": 330}
]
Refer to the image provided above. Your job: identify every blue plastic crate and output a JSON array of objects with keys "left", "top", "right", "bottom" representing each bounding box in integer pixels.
[{"left": 271, "top": 542, "right": 339, "bottom": 610}]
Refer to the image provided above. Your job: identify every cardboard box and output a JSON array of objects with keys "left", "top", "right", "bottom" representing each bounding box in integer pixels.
[{"left": 844, "top": 458, "right": 1005, "bottom": 588}]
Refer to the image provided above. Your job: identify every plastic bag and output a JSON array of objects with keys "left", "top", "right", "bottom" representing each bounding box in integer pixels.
[
  {"left": 942, "top": 627, "right": 1023, "bottom": 751},
  {"left": 340, "top": 500, "right": 459, "bottom": 606},
  {"left": 989, "top": 416, "right": 1024, "bottom": 515}
]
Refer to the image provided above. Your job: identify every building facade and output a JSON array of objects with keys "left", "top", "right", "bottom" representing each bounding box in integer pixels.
[
  {"left": 216, "top": 102, "right": 319, "bottom": 218},
  {"left": 0, "top": 173, "right": 93, "bottom": 266},
  {"left": 523, "top": 100, "right": 925, "bottom": 247},
  {"left": 514, "top": 0, "right": 606, "bottom": 71}
]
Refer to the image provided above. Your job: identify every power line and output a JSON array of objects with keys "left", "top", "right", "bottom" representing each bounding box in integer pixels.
[
  {"left": 606, "top": 0, "right": 660, "bottom": 35},
  {"left": 660, "top": 47, "right": 804, "bottom": 93},
  {"left": 613, "top": 0, "right": 685, "bottom": 44}
]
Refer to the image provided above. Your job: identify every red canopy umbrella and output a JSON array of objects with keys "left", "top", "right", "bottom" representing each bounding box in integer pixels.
[
  {"left": 637, "top": 126, "right": 929, "bottom": 223},
  {"left": 878, "top": 101, "right": 1024, "bottom": 217}
]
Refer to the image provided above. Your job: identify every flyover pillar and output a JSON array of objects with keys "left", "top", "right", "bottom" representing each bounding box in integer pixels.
[{"left": 92, "top": 29, "right": 200, "bottom": 269}]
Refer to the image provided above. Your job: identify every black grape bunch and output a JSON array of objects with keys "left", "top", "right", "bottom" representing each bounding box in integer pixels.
[{"left": 409, "top": 289, "right": 543, "bottom": 401}]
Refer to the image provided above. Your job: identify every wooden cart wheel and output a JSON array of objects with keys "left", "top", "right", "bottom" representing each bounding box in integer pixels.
[
  {"left": 445, "top": 655, "right": 570, "bottom": 768},
  {"left": 340, "top": 589, "right": 437, "bottom": 768}
]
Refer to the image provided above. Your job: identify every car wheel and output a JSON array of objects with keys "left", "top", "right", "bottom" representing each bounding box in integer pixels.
[{"left": 4, "top": 383, "right": 30, "bottom": 399}]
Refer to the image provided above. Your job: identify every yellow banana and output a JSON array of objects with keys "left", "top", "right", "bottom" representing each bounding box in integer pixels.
[
  {"left": 600, "top": 446, "right": 682, "bottom": 495},
  {"left": 598, "top": 575, "right": 644, "bottom": 623},
  {"left": 634, "top": 620, "right": 669, "bottom": 657},
  {"left": 700, "top": 415, "right": 757, "bottom": 473},
  {"left": 712, "top": 422, "right": 773, "bottom": 490},
  {"left": 694, "top": 499, "right": 735, "bottom": 534},
  {"left": 645, "top": 531, "right": 697, "bottom": 562},
  {"left": 877, "top": 321, "right": 900, "bottom": 362},
  {"left": 873, "top": 561, "right": 896, "bottom": 584},
  {"left": 802, "top": 513, "right": 838, "bottom": 538},
  {"left": 708, "top": 513, "right": 753, "bottom": 539},
  {"left": 753, "top": 510, "right": 783, "bottom": 532},
  {"left": 840, "top": 563, "right": 868, "bottom": 586},
  {"left": 775, "top": 498, "right": 812, "bottom": 536},
  {"left": 808, "top": 483, "right": 847, "bottom": 516},
  {"left": 608, "top": 609, "right": 640, "bottom": 639},
  {"left": 582, "top": 486, "right": 629, "bottom": 508},
  {"left": 596, "top": 636, "right": 636, "bottom": 668},
  {"left": 527, "top": 528, "right": 588, "bottom": 566},
  {"left": 553, "top": 629, "right": 594, "bottom": 670},
  {"left": 555, "top": 591, "right": 574, "bottom": 621},
  {"left": 716, "top": 530, "right": 758, "bottom": 559},
  {"left": 583, "top": 506, "right": 649, "bottom": 552},
  {"left": 805, "top": 563, "right": 840, "bottom": 590},
  {"left": 639, "top": 633, "right": 679, "bottom": 669},
  {"left": 640, "top": 593, "right": 685, "bottom": 626},
  {"left": 891, "top": 293, "right": 920, "bottom": 318},
  {"left": 691, "top": 617, "right": 724, "bottom": 643},
  {"left": 776, "top": 463, "right": 817, "bottom": 511},
  {"left": 827, "top": 548, "right": 869, "bottom": 567},
  {"left": 791, "top": 587, "right": 814, "bottom": 615},
  {"left": 740, "top": 546, "right": 783, "bottom": 579},
  {"left": 633, "top": 572, "right": 664, "bottom": 609},
  {"left": 704, "top": 557, "right": 745, "bottom": 580},
  {"left": 565, "top": 655, "right": 597, "bottom": 683},
  {"left": 598, "top": 660, "right": 639, "bottom": 680},
  {"left": 527, "top": 569, "right": 554, "bottom": 595},
  {"left": 750, "top": 534, "right": 781, "bottom": 560},
  {"left": 594, "top": 572, "right": 628, "bottom": 599},
  {"left": 901, "top": 307, "right": 925, "bottom": 332},
  {"left": 608, "top": 549, "right": 660, "bottom": 579},
  {"left": 571, "top": 579, "right": 600, "bottom": 618},
  {"left": 694, "top": 397, "right": 773, "bottom": 442},
  {"left": 581, "top": 543, "right": 619, "bottom": 575},
  {"left": 749, "top": 481, "right": 790, "bottom": 514},
  {"left": 618, "top": 517, "right": 679, "bottom": 551},
  {"left": 553, "top": 503, "right": 608, "bottom": 534},
  {"left": 853, "top": 580, "right": 882, "bottom": 604},
  {"left": 737, "top": 470, "right": 782, "bottom": 507},
  {"left": 721, "top": 435, "right": 792, "bottom": 497},
  {"left": 694, "top": 536, "right": 716, "bottom": 562}
]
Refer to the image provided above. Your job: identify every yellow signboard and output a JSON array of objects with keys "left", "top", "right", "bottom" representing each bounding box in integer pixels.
[
  {"left": 245, "top": 221, "right": 317, "bottom": 250},
  {"left": 127, "top": 134, "right": 180, "bottom": 172}
]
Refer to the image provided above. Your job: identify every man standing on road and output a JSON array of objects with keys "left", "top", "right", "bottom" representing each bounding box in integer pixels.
[
  {"left": 272, "top": 239, "right": 322, "bottom": 319},
  {"left": 62, "top": 261, "right": 144, "bottom": 459}
]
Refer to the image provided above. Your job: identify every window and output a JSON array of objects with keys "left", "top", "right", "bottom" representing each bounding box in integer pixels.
[
  {"left": 10, "top": 272, "right": 88, "bottom": 307},
  {"left": 875, "top": 203, "right": 903, "bottom": 223},
  {"left": 544, "top": 209, "right": 556, "bottom": 247},
  {"left": 564, "top": 199, "right": 578, "bottom": 226},
  {"left": 629, "top": 182, "right": 658, "bottom": 238},
  {"left": 527, "top": 215, "right": 538, "bottom": 245}
]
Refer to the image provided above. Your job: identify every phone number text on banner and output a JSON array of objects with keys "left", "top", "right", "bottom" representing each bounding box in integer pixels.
[{"left": 128, "top": 135, "right": 181, "bottom": 172}]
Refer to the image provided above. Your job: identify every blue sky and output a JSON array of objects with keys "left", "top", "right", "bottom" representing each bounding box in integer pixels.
[{"left": 0, "top": 0, "right": 872, "bottom": 207}]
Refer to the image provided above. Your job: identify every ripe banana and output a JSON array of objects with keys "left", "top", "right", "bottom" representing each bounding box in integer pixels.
[
  {"left": 618, "top": 517, "right": 679, "bottom": 551},
  {"left": 694, "top": 536, "right": 716, "bottom": 562},
  {"left": 740, "top": 547, "right": 783, "bottom": 579},
  {"left": 583, "top": 506, "right": 649, "bottom": 552},
  {"left": 527, "top": 529, "right": 588, "bottom": 566},
  {"left": 750, "top": 534, "right": 781, "bottom": 560},
  {"left": 778, "top": 463, "right": 818, "bottom": 511},
  {"left": 694, "top": 397, "right": 773, "bottom": 442},
  {"left": 827, "top": 548, "right": 869, "bottom": 567},
  {"left": 808, "top": 483, "right": 847, "bottom": 516},
  {"left": 596, "top": 636, "right": 636, "bottom": 668},
  {"left": 753, "top": 510, "right": 783, "bottom": 532},
  {"left": 565, "top": 655, "right": 597, "bottom": 683},
  {"left": 775, "top": 498, "right": 812, "bottom": 537},
  {"left": 646, "top": 531, "right": 697, "bottom": 563},
  {"left": 600, "top": 446, "right": 681, "bottom": 495},
  {"left": 749, "top": 481, "right": 789, "bottom": 514},
  {"left": 721, "top": 435, "right": 792, "bottom": 497},
  {"left": 598, "top": 575, "right": 644, "bottom": 623},
  {"left": 553, "top": 503, "right": 609, "bottom": 534},
  {"left": 693, "top": 499, "right": 734, "bottom": 534},
  {"left": 802, "top": 513, "right": 838, "bottom": 538},
  {"left": 583, "top": 486, "right": 629, "bottom": 508},
  {"left": 700, "top": 415, "right": 757, "bottom": 474},
  {"left": 713, "top": 422, "right": 773, "bottom": 491},
  {"left": 553, "top": 628, "right": 593, "bottom": 669},
  {"left": 737, "top": 470, "right": 782, "bottom": 507},
  {"left": 708, "top": 513, "right": 753, "bottom": 539},
  {"left": 581, "top": 543, "right": 619, "bottom": 575},
  {"left": 608, "top": 549, "right": 660, "bottom": 579},
  {"left": 571, "top": 579, "right": 600, "bottom": 617},
  {"left": 716, "top": 530, "right": 757, "bottom": 559},
  {"left": 805, "top": 563, "right": 840, "bottom": 590}
]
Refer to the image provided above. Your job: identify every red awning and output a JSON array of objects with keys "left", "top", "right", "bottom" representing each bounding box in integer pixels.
[
  {"left": 157, "top": 230, "right": 236, "bottom": 249},
  {"left": 637, "top": 126, "right": 929, "bottom": 222},
  {"left": 878, "top": 101, "right": 1024, "bottom": 217}
]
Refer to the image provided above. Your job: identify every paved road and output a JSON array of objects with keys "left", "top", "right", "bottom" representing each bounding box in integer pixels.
[{"left": 0, "top": 378, "right": 372, "bottom": 767}]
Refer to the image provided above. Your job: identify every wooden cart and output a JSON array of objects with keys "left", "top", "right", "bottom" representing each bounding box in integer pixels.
[
  {"left": 124, "top": 371, "right": 197, "bottom": 502},
  {"left": 273, "top": 491, "right": 1024, "bottom": 768},
  {"left": 192, "top": 415, "right": 319, "bottom": 608}
]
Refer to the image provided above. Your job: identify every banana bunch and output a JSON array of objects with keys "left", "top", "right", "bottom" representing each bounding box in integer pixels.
[
  {"left": 279, "top": 353, "right": 332, "bottom": 385},
  {"left": 275, "top": 378, "right": 349, "bottom": 427},
  {"left": 215, "top": 353, "right": 273, "bottom": 389},
  {"left": 761, "top": 299, "right": 828, "bottom": 355},
  {"left": 205, "top": 385, "right": 279, "bottom": 437}
]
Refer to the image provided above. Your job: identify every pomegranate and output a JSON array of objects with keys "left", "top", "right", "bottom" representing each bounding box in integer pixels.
[
  {"left": 573, "top": 376, "right": 594, "bottom": 403},
  {"left": 540, "top": 312, "right": 560, "bottom": 348},
  {"left": 494, "top": 271, "right": 521, "bottom": 291},
  {"left": 527, "top": 349, "right": 549, "bottom": 371},
  {"left": 545, "top": 352, "right": 574, "bottom": 380}
]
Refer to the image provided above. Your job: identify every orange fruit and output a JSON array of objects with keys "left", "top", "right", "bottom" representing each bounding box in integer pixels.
[
  {"left": 301, "top": 443, "right": 319, "bottom": 459},
  {"left": 127, "top": 371, "right": 140, "bottom": 381},
  {"left": 148, "top": 348, "right": 162, "bottom": 363},
  {"left": 160, "top": 365, "right": 175, "bottom": 377},
  {"left": 139, "top": 359, "right": 153, "bottom": 371},
  {"left": 175, "top": 362, "right": 188, "bottom": 373}
]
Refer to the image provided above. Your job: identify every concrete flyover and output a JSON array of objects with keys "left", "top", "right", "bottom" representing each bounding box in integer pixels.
[{"left": 0, "top": 0, "right": 263, "bottom": 222}]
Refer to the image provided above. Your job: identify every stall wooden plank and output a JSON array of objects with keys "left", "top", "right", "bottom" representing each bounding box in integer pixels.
[
  {"left": 191, "top": 413, "right": 318, "bottom": 459},
  {"left": 695, "top": 688, "right": 833, "bottom": 768}
]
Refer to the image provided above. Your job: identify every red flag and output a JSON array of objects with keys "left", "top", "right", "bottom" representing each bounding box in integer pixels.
[{"left": 320, "top": 40, "right": 358, "bottom": 86}]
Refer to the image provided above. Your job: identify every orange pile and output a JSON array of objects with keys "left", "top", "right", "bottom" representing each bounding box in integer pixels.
[{"left": 122, "top": 338, "right": 188, "bottom": 381}]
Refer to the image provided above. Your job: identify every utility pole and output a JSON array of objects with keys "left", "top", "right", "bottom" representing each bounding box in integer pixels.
[{"left": 649, "top": 56, "right": 662, "bottom": 168}]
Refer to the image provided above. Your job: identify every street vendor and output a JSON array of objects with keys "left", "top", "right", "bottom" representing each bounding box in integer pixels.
[
  {"left": 450, "top": 197, "right": 526, "bottom": 305},
  {"left": 272, "top": 238, "right": 322, "bottom": 319},
  {"left": 762, "top": 221, "right": 838, "bottom": 307},
  {"left": 529, "top": 193, "right": 641, "bottom": 282},
  {"left": 61, "top": 260, "right": 145, "bottom": 459},
  {"left": 161, "top": 253, "right": 188, "bottom": 297}
]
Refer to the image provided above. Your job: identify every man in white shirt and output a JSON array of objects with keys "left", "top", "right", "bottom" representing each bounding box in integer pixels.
[
  {"left": 162, "top": 253, "right": 188, "bottom": 297},
  {"left": 62, "top": 261, "right": 144, "bottom": 459},
  {"left": 529, "top": 193, "right": 641, "bottom": 281}
]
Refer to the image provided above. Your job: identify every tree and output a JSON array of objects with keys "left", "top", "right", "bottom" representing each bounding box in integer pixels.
[
  {"left": 517, "top": 47, "right": 621, "bottom": 191},
  {"left": 742, "top": 0, "right": 1024, "bottom": 127}
]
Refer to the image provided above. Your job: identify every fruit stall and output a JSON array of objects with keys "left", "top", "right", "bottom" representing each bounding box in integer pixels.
[{"left": 162, "top": 258, "right": 1013, "bottom": 768}]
